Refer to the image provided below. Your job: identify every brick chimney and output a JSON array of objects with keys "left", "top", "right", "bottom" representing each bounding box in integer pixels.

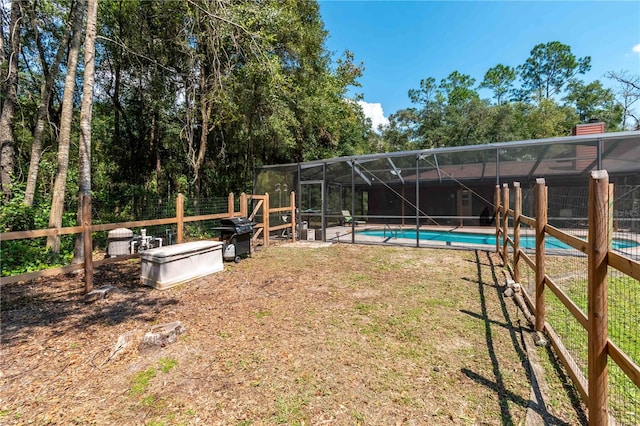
[{"left": 572, "top": 121, "right": 605, "bottom": 136}]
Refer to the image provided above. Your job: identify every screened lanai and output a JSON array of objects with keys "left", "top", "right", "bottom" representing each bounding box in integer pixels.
[{"left": 254, "top": 127, "right": 640, "bottom": 247}]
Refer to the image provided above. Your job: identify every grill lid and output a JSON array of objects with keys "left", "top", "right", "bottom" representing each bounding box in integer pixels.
[{"left": 218, "top": 217, "right": 254, "bottom": 234}]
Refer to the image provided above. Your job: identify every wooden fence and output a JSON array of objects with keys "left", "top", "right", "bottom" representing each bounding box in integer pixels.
[
  {"left": 0, "top": 192, "right": 297, "bottom": 288},
  {"left": 496, "top": 170, "right": 640, "bottom": 425}
]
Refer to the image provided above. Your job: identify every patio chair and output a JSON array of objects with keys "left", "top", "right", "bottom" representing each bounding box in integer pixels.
[{"left": 342, "top": 210, "right": 366, "bottom": 226}]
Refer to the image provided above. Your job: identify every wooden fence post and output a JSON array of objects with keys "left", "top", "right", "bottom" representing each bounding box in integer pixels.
[
  {"left": 513, "top": 182, "right": 521, "bottom": 283},
  {"left": 82, "top": 194, "right": 93, "bottom": 293},
  {"left": 240, "top": 193, "right": 248, "bottom": 218},
  {"left": 176, "top": 193, "right": 184, "bottom": 244},
  {"left": 263, "top": 193, "right": 270, "bottom": 247},
  {"left": 228, "top": 193, "right": 234, "bottom": 217},
  {"left": 495, "top": 185, "right": 500, "bottom": 254},
  {"left": 502, "top": 183, "right": 509, "bottom": 264},
  {"left": 535, "top": 178, "right": 547, "bottom": 333},
  {"left": 588, "top": 170, "right": 610, "bottom": 426},
  {"left": 290, "top": 191, "right": 297, "bottom": 242}
]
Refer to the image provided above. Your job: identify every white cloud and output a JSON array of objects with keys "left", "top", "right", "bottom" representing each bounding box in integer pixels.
[
  {"left": 633, "top": 43, "right": 640, "bottom": 54},
  {"left": 357, "top": 101, "right": 389, "bottom": 131}
]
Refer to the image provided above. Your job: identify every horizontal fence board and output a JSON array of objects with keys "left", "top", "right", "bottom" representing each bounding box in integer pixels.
[
  {"left": 1, "top": 226, "right": 84, "bottom": 241},
  {"left": 545, "top": 321, "right": 589, "bottom": 403},
  {"left": 520, "top": 250, "right": 535, "bottom": 270},
  {"left": 270, "top": 206, "right": 293, "bottom": 213},
  {"left": 545, "top": 224, "right": 588, "bottom": 253},
  {"left": 270, "top": 224, "right": 293, "bottom": 232},
  {"left": 608, "top": 251, "right": 640, "bottom": 282},
  {"left": 520, "top": 215, "right": 535, "bottom": 226},
  {"left": 545, "top": 274, "right": 588, "bottom": 329},
  {"left": 608, "top": 340, "right": 640, "bottom": 389},
  {"left": 1, "top": 263, "right": 84, "bottom": 285},
  {"left": 92, "top": 218, "right": 176, "bottom": 232},
  {"left": 182, "top": 212, "right": 231, "bottom": 223}
]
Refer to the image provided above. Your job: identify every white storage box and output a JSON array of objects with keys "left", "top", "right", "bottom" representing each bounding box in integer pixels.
[
  {"left": 140, "top": 241, "right": 224, "bottom": 290},
  {"left": 307, "top": 229, "right": 316, "bottom": 241}
]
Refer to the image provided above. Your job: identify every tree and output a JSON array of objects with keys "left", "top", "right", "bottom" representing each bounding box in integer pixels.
[
  {"left": 74, "top": 0, "right": 98, "bottom": 267},
  {"left": 606, "top": 71, "right": 640, "bottom": 130},
  {"left": 480, "top": 64, "right": 516, "bottom": 105},
  {"left": 47, "top": 0, "right": 86, "bottom": 254},
  {"left": 0, "top": 0, "right": 22, "bottom": 202},
  {"left": 564, "top": 80, "right": 623, "bottom": 130},
  {"left": 23, "top": 0, "right": 74, "bottom": 206},
  {"left": 439, "top": 71, "right": 479, "bottom": 107},
  {"left": 518, "top": 41, "right": 591, "bottom": 102}
]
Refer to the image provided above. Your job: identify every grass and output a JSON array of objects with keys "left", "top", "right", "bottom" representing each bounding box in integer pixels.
[
  {"left": 130, "top": 368, "right": 156, "bottom": 396},
  {"left": 2, "top": 244, "right": 591, "bottom": 424},
  {"left": 527, "top": 255, "right": 639, "bottom": 425}
]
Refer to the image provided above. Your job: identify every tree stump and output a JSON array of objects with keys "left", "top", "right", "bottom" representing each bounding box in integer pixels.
[{"left": 139, "top": 321, "right": 186, "bottom": 349}]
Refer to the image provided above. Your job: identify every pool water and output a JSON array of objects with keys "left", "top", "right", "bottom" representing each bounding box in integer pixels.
[{"left": 357, "top": 229, "right": 639, "bottom": 250}]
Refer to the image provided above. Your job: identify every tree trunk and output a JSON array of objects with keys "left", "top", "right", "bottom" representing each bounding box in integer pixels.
[
  {"left": 0, "top": 0, "right": 22, "bottom": 202},
  {"left": 74, "top": 0, "right": 98, "bottom": 265},
  {"left": 24, "top": 3, "right": 73, "bottom": 207},
  {"left": 47, "top": 0, "right": 86, "bottom": 254}
]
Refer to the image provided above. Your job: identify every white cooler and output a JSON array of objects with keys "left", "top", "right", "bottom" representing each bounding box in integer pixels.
[{"left": 140, "top": 241, "right": 224, "bottom": 290}]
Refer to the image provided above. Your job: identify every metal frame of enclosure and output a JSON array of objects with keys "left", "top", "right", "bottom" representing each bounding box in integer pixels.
[{"left": 254, "top": 130, "right": 640, "bottom": 246}]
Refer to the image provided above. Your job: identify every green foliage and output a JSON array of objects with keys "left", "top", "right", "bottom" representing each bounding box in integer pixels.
[
  {"left": 0, "top": 186, "right": 74, "bottom": 276},
  {"left": 517, "top": 40, "right": 591, "bottom": 101},
  {"left": 480, "top": 64, "right": 517, "bottom": 105},
  {"left": 391, "top": 40, "right": 624, "bottom": 148}
]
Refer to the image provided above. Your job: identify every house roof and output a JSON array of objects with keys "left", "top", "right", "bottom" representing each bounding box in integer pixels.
[{"left": 256, "top": 130, "right": 640, "bottom": 187}]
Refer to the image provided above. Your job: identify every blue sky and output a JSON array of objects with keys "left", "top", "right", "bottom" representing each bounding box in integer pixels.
[{"left": 319, "top": 1, "right": 640, "bottom": 128}]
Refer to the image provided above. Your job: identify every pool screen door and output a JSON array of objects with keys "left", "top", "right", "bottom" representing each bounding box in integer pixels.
[{"left": 300, "top": 181, "right": 324, "bottom": 240}]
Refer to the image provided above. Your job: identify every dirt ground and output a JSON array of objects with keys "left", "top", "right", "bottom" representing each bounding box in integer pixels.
[{"left": 1, "top": 243, "right": 583, "bottom": 425}]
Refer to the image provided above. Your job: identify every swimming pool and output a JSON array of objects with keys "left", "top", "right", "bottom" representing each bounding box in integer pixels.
[{"left": 356, "top": 229, "right": 639, "bottom": 250}]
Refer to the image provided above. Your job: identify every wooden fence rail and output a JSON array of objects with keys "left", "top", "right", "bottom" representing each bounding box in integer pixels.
[
  {"left": 1, "top": 192, "right": 297, "bottom": 287},
  {"left": 496, "top": 171, "right": 640, "bottom": 426}
]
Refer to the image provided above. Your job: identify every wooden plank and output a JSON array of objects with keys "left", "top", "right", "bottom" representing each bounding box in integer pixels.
[
  {"left": 183, "top": 212, "right": 231, "bottom": 223},
  {"left": 1, "top": 226, "right": 84, "bottom": 241},
  {"left": 290, "top": 191, "right": 297, "bottom": 243},
  {"left": 1, "top": 263, "right": 84, "bottom": 285},
  {"left": 270, "top": 223, "right": 293, "bottom": 232},
  {"left": 228, "top": 193, "right": 234, "bottom": 218},
  {"left": 545, "top": 321, "right": 589, "bottom": 404},
  {"left": 91, "top": 218, "right": 175, "bottom": 232},
  {"left": 608, "top": 251, "right": 640, "bottom": 282},
  {"left": 249, "top": 199, "right": 263, "bottom": 221},
  {"left": 176, "top": 193, "right": 184, "bottom": 244},
  {"left": 494, "top": 185, "right": 500, "bottom": 254},
  {"left": 535, "top": 179, "right": 547, "bottom": 333},
  {"left": 587, "top": 169, "right": 609, "bottom": 425},
  {"left": 502, "top": 184, "right": 509, "bottom": 265},
  {"left": 520, "top": 250, "right": 535, "bottom": 270},
  {"left": 270, "top": 206, "right": 292, "bottom": 213},
  {"left": 608, "top": 340, "right": 640, "bottom": 389},
  {"left": 545, "top": 224, "right": 588, "bottom": 253},
  {"left": 513, "top": 182, "right": 521, "bottom": 283},
  {"left": 82, "top": 195, "right": 93, "bottom": 293},
  {"left": 545, "top": 275, "right": 588, "bottom": 329},
  {"left": 520, "top": 215, "right": 535, "bottom": 226}
]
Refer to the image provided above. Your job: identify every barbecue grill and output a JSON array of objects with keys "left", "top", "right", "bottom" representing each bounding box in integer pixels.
[{"left": 213, "top": 217, "right": 254, "bottom": 262}]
